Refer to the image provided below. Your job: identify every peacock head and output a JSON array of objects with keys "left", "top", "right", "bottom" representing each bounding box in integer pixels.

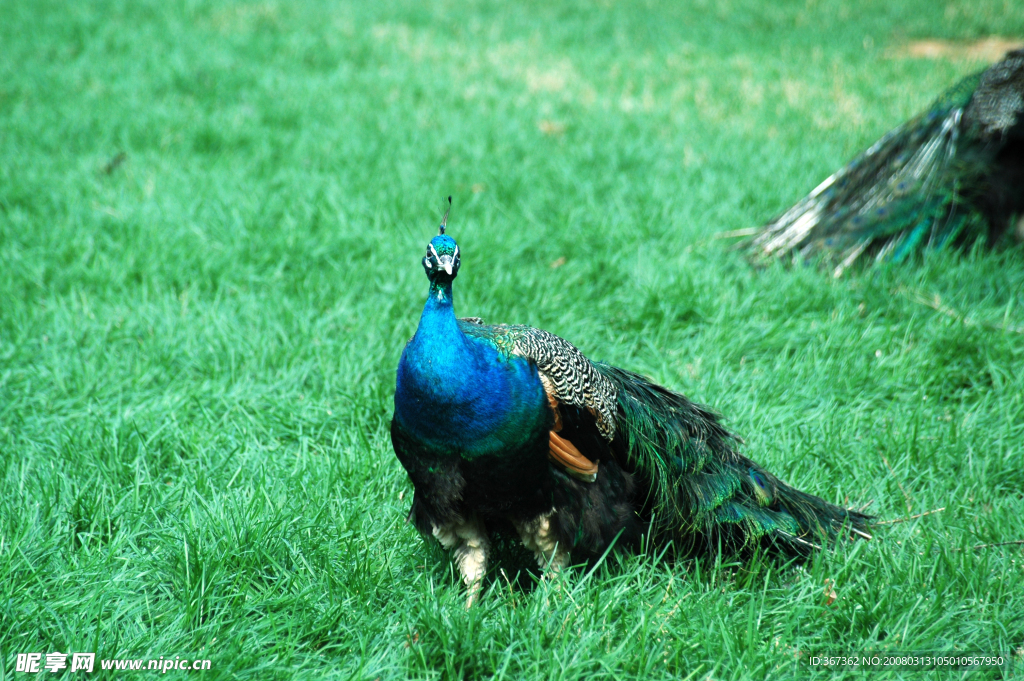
[{"left": 422, "top": 197, "right": 461, "bottom": 282}]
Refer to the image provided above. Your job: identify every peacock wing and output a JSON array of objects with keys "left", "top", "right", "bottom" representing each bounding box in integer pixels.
[
  {"left": 458, "top": 319, "right": 618, "bottom": 482},
  {"left": 963, "top": 49, "right": 1024, "bottom": 137}
]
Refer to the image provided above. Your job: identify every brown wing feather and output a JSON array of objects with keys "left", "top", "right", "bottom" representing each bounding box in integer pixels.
[
  {"left": 548, "top": 431, "right": 599, "bottom": 482},
  {"left": 543, "top": 385, "right": 599, "bottom": 482}
]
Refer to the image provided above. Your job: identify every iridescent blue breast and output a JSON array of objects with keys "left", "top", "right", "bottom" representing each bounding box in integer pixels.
[{"left": 394, "top": 304, "right": 548, "bottom": 459}]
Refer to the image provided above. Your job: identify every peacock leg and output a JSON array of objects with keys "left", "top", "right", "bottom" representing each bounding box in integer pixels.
[
  {"left": 432, "top": 516, "right": 489, "bottom": 606},
  {"left": 514, "top": 510, "right": 569, "bottom": 575}
]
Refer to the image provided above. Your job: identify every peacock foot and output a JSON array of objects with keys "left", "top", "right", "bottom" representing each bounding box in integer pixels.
[{"left": 432, "top": 516, "right": 489, "bottom": 607}]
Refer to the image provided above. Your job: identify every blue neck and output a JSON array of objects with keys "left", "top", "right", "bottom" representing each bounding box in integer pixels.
[
  {"left": 412, "top": 279, "right": 462, "bottom": 357},
  {"left": 423, "top": 279, "right": 454, "bottom": 320},
  {"left": 394, "top": 276, "right": 548, "bottom": 458}
]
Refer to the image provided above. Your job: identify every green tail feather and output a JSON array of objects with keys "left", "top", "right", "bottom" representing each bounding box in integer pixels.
[
  {"left": 748, "top": 53, "right": 1024, "bottom": 273},
  {"left": 595, "top": 363, "right": 872, "bottom": 553}
]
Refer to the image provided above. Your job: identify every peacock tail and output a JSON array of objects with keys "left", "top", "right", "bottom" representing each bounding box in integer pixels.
[
  {"left": 749, "top": 49, "right": 1024, "bottom": 276},
  {"left": 596, "top": 364, "right": 871, "bottom": 554}
]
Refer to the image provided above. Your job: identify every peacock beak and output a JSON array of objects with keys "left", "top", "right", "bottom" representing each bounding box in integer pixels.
[{"left": 438, "top": 255, "right": 454, "bottom": 276}]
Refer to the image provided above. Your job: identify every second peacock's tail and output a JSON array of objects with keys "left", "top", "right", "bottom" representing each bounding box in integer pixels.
[
  {"left": 596, "top": 363, "right": 872, "bottom": 555},
  {"left": 748, "top": 49, "right": 1024, "bottom": 276}
]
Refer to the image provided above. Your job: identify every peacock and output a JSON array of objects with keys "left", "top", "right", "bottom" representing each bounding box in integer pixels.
[
  {"left": 391, "top": 201, "right": 871, "bottom": 603},
  {"left": 749, "top": 49, "right": 1024, "bottom": 276}
]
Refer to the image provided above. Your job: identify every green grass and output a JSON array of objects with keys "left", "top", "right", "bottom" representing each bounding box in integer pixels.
[{"left": 2, "top": 0, "right": 1024, "bottom": 678}]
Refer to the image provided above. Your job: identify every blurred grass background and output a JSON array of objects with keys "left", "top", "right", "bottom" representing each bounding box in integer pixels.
[{"left": 1, "top": 0, "right": 1023, "bottom": 678}]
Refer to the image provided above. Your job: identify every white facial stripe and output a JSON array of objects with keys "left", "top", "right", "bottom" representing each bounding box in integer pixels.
[{"left": 429, "top": 243, "right": 440, "bottom": 260}]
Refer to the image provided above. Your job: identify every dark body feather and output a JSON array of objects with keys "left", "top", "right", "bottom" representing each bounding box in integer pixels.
[
  {"left": 393, "top": 320, "right": 645, "bottom": 561},
  {"left": 749, "top": 49, "right": 1024, "bottom": 274},
  {"left": 392, "top": 231, "right": 870, "bottom": 600}
]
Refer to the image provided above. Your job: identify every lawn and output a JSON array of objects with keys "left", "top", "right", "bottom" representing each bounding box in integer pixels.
[{"left": 2, "top": 0, "right": 1023, "bottom": 678}]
